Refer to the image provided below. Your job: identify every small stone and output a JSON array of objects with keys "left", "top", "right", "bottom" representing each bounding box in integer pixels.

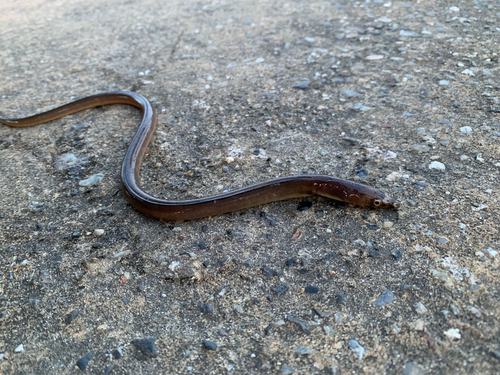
[
  {"left": 348, "top": 339, "right": 366, "bottom": 360},
  {"left": 295, "top": 345, "right": 313, "bottom": 355},
  {"left": 112, "top": 348, "right": 123, "bottom": 359},
  {"left": 444, "top": 328, "right": 461, "bottom": 340},
  {"left": 14, "top": 344, "right": 24, "bottom": 353},
  {"left": 336, "top": 293, "right": 347, "bottom": 305},
  {"left": 374, "top": 289, "right": 394, "bottom": 307},
  {"left": 414, "top": 302, "right": 428, "bottom": 315},
  {"left": 202, "top": 340, "right": 217, "bottom": 351},
  {"left": 429, "top": 161, "right": 445, "bottom": 171},
  {"left": 255, "top": 57, "right": 264, "bottom": 63},
  {"left": 449, "top": 6, "right": 460, "bottom": 12},
  {"left": 104, "top": 365, "right": 114, "bottom": 375},
  {"left": 365, "top": 54, "right": 384, "bottom": 60},
  {"left": 262, "top": 267, "right": 280, "bottom": 278},
  {"left": 340, "top": 89, "right": 360, "bottom": 98},
  {"left": 286, "top": 316, "right": 311, "bottom": 334},
  {"left": 383, "top": 221, "right": 394, "bottom": 229},
  {"left": 282, "top": 366, "right": 295, "bottom": 374},
  {"left": 285, "top": 258, "right": 297, "bottom": 267},
  {"left": 78, "top": 173, "right": 104, "bottom": 187},
  {"left": 439, "top": 80, "right": 449, "bottom": 86},
  {"left": 93, "top": 229, "right": 104, "bottom": 236},
  {"left": 402, "top": 363, "right": 424, "bottom": 375},
  {"left": 133, "top": 338, "right": 158, "bottom": 358},
  {"left": 391, "top": 249, "right": 403, "bottom": 260},
  {"left": 355, "top": 168, "right": 368, "bottom": 179},
  {"left": 323, "top": 326, "right": 336, "bottom": 335},
  {"left": 304, "top": 286, "right": 319, "bottom": 294},
  {"left": 273, "top": 283, "right": 289, "bottom": 295},
  {"left": 460, "top": 126, "right": 472, "bottom": 134},
  {"left": 76, "top": 352, "right": 92, "bottom": 371},
  {"left": 65, "top": 309, "right": 80, "bottom": 324},
  {"left": 293, "top": 81, "right": 310, "bottom": 89},
  {"left": 201, "top": 304, "right": 213, "bottom": 314}
]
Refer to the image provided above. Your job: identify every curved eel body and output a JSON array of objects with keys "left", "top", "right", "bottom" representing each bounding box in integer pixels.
[{"left": 0, "top": 91, "right": 398, "bottom": 220}]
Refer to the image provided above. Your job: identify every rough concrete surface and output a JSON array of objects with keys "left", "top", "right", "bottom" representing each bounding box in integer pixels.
[{"left": 0, "top": 0, "right": 499, "bottom": 374}]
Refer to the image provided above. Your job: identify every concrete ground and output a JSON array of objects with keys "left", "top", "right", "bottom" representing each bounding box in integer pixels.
[{"left": 0, "top": 0, "right": 499, "bottom": 374}]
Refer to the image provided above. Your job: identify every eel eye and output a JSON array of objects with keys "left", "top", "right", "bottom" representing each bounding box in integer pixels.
[{"left": 374, "top": 199, "right": 381, "bottom": 206}]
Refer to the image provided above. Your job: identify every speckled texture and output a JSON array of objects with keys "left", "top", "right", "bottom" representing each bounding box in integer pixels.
[{"left": 1, "top": 0, "right": 499, "bottom": 374}]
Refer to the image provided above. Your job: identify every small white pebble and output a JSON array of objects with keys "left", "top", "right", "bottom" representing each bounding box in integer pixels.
[
  {"left": 383, "top": 221, "right": 394, "bottom": 229},
  {"left": 460, "top": 126, "right": 472, "bottom": 134},
  {"left": 386, "top": 172, "right": 402, "bottom": 181},
  {"left": 15, "top": 344, "right": 24, "bottom": 353},
  {"left": 94, "top": 229, "right": 105, "bottom": 236},
  {"left": 429, "top": 161, "right": 445, "bottom": 171},
  {"left": 444, "top": 328, "right": 461, "bottom": 340},
  {"left": 460, "top": 155, "right": 469, "bottom": 161}
]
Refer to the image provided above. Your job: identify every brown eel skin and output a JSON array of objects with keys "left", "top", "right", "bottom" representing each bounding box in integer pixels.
[{"left": 0, "top": 91, "right": 399, "bottom": 220}]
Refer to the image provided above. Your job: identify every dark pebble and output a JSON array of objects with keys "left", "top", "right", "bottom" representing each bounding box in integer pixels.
[
  {"left": 297, "top": 201, "right": 312, "bottom": 211},
  {"left": 262, "top": 267, "right": 280, "bottom": 278},
  {"left": 341, "top": 137, "right": 358, "bottom": 144},
  {"left": 293, "top": 81, "right": 310, "bottom": 89},
  {"left": 336, "top": 294, "right": 347, "bottom": 305},
  {"left": 267, "top": 295, "right": 274, "bottom": 302},
  {"left": 322, "top": 251, "right": 337, "bottom": 260},
  {"left": 400, "top": 284, "right": 413, "bottom": 291},
  {"left": 316, "top": 210, "right": 324, "bottom": 219},
  {"left": 202, "top": 225, "right": 208, "bottom": 232},
  {"left": 112, "top": 348, "right": 123, "bottom": 359},
  {"left": 202, "top": 340, "right": 217, "bottom": 351},
  {"left": 492, "top": 350, "right": 500, "bottom": 360},
  {"left": 369, "top": 249, "right": 380, "bottom": 257},
  {"left": 334, "top": 228, "right": 345, "bottom": 236},
  {"left": 374, "top": 289, "right": 394, "bottom": 307},
  {"left": 76, "top": 352, "right": 92, "bottom": 371},
  {"left": 355, "top": 169, "right": 368, "bottom": 179},
  {"left": 133, "top": 338, "right": 158, "bottom": 358},
  {"left": 198, "top": 242, "right": 206, "bottom": 250},
  {"left": 104, "top": 365, "right": 114, "bottom": 375},
  {"left": 452, "top": 101, "right": 460, "bottom": 108},
  {"left": 413, "top": 181, "right": 428, "bottom": 187},
  {"left": 367, "top": 225, "right": 379, "bottom": 231},
  {"left": 273, "top": 283, "right": 289, "bottom": 295},
  {"left": 304, "top": 286, "right": 319, "bottom": 294},
  {"left": 285, "top": 259, "right": 297, "bottom": 267},
  {"left": 122, "top": 297, "right": 130, "bottom": 305},
  {"left": 91, "top": 242, "right": 103, "bottom": 249},
  {"left": 264, "top": 324, "right": 272, "bottom": 336},
  {"left": 72, "top": 232, "right": 81, "bottom": 238},
  {"left": 215, "top": 118, "right": 222, "bottom": 125},
  {"left": 299, "top": 268, "right": 309, "bottom": 274},
  {"left": 391, "top": 249, "right": 403, "bottom": 261},
  {"left": 55, "top": 255, "right": 63, "bottom": 262},
  {"left": 219, "top": 256, "right": 229, "bottom": 265},
  {"left": 263, "top": 214, "right": 278, "bottom": 225},
  {"left": 71, "top": 189, "right": 79, "bottom": 196},
  {"left": 65, "top": 309, "right": 80, "bottom": 324},
  {"left": 36, "top": 223, "right": 46, "bottom": 229},
  {"left": 201, "top": 304, "right": 213, "bottom": 314},
  {"left": 286, "top": 316, "right": 311, "bottom": 334}
]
